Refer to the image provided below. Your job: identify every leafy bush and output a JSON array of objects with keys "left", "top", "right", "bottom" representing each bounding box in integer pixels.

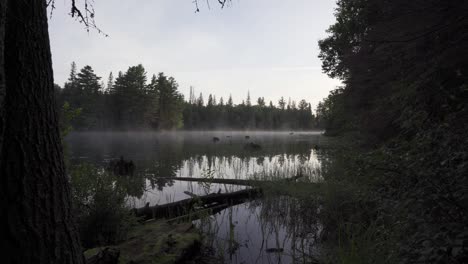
[{"left": 70, "top": 163, "right": 138, "bottom": 249}]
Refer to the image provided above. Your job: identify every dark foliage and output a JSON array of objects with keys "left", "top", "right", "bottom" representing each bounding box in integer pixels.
[
  {"left": 317, "top": 0, "right": 468, "bottom": 262},
  {"left": 57, "top": 63, "right": 184, "bottom": 130},
  {"left": 183, "top": 90, "right": 316, "bottom": 130},
  {"left": 57, "top": 63, "right": 317, "bottom": 131}
]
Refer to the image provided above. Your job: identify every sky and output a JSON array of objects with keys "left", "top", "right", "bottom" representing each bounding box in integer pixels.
[{"left": 48, "top": 0, "right": 341, "bottom": 109}]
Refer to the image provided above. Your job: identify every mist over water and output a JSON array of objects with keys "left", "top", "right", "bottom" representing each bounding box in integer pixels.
[{"left": 66, "top": 131, "right": 326, "bottom": 263}]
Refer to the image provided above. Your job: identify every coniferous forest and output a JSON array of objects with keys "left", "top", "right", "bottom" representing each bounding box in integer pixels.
[{"left": 56, "top": 62, "right": 317, "bottom": 131}]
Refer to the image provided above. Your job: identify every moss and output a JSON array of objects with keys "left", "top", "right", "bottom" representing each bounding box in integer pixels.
[
  {"left": 117, "top": 220, "right": 201, "bottom": 264},
  {"left": 84, "top": 220, "right": 201, "bottom": 264},
  {"left": 84, "top": 247, "right": 107, "bottom": 259}
]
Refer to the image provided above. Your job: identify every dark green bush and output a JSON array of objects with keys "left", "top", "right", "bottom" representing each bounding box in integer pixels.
[{"left": 70, "top": 163, "right": 138, "bottom": 249}]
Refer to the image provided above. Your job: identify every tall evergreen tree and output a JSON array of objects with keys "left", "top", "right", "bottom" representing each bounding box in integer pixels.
[
  {"left": 155, "top": 73, "right": 184, "bottom": 129},
  {"left": 76, "top": 65, "right": 101, "bottom": 95},
  {"left": 278, "top": 97, "right": 286, "bottom": 110},
  {"left": 197, "top": 93, "right": 204, "bottom": 107},
  {"left": 106, "top": 72, "right": 114, "bottom": 93},
  {"left": 246, "top": 91, "right": 251, "bottom": 107},
  {"left": 257, "top": 97, "right": 265, "bottom": 107}
]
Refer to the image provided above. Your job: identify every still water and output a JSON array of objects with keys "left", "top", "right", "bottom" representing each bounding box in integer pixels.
[{"left": 67, "top": 131, "right": 326, "bottom": 263}]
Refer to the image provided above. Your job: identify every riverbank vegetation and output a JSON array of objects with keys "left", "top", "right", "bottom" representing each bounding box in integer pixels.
[{"left": 314, "top": 0, "right": 468, "bottom": 263}]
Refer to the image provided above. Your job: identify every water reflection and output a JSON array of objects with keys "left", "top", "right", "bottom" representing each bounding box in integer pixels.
[
  {"left": 197, "top": 196, "right": 321, "bottom": 264},
  {"left": 66, "top": 131, "right": 325, "bottom": 263}
]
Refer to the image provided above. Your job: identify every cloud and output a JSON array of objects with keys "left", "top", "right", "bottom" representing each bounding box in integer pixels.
[{"left": 48, "top": 0, "right": 340, "bottom": 108}]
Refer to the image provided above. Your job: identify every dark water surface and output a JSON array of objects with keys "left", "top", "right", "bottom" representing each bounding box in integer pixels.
[{"left": 67, "top": 131, "right": 326, "bottom": 263}]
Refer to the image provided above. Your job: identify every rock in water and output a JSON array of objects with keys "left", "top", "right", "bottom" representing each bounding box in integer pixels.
[{"left": 244, "top": 142, "right": 261, "bottom": 151}]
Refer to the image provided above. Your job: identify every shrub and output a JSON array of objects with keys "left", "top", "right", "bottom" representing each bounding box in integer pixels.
[{"left": 70, "top": 163, "right": 138, "bottom": 248}]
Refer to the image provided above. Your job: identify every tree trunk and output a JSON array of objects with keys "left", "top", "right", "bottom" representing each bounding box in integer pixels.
[
  {"left": 0, "top": 0, "right": 6, "bottom": 151},
  {"left": 0, "top": 0, "right": 84, "bottom": 263}
]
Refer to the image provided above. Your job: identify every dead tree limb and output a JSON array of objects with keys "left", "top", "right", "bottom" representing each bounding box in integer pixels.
[{"left": 134, "top": 188, "right": 262, "bottom": 221}]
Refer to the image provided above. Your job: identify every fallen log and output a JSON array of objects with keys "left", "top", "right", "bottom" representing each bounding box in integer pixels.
[
  {"left": 166, "top": 203, "right": 230, "bottom": 224},
  {"left": 155, "top": 176, "right": 305, "bottom": 186},
  {"left": 134, "top": 188, "right": 262, "bottom": 221},
  {"left": 158, "top": 177, "right": 263, "bottom": 186},
  {"left": 183, "top": 191, "right": 199, "bottom": 198}
]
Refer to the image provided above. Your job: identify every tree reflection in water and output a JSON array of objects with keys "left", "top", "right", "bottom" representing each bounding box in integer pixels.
[{"left": 197, "top": 195, "right": 322, "bottom": 263}]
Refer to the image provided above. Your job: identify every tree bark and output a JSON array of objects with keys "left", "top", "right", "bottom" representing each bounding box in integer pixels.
[
  {"left": 0, "top": 0, "right": 84, "bottom": 263},
  {"left": 0, "top": 0, "right": 6, "bottom": 151}
]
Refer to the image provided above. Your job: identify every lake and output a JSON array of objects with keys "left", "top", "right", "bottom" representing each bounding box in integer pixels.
[{"left": 67, "top": 131, "right": 327, "bottom": 263}]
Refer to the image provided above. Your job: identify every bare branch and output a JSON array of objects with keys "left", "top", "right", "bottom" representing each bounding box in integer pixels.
[
  {"left": 70, "top": 0, "right": 108, "bottom": 37},
  {"left": 47, "top": 0, "right": 56, "bottom": 19},
  {"left": 193, "top": 0, "right": 231, "bottom": 12},
  {"left": 218, "top": 0, "right": 226, "bottom": 8},
  {"left": 193, "top": 0, "right": 200, "bottom": 13}
]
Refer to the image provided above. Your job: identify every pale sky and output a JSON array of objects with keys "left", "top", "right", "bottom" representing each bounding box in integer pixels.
[{"left": 49, "top": 0, "right": 341, "bottom": 109}]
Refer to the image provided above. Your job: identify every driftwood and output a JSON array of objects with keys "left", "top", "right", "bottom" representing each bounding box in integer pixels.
[
  {"left": 183, "top": 191, "right": 199, "bottom": 198},
  {"left": 157, "top": 177, "right": 264, "bottom": 186},
  {"left": 156, "top": 175, "right": 305, "bottom": 186},
  {"left": 166, "top": 203, "right": 229, "bottom": 224},
  {"left": 134, "top": 188, "right": 262, "bottom": 221},
  {"left": 133, "top": 174, "right": 307, "bottom": 221}
]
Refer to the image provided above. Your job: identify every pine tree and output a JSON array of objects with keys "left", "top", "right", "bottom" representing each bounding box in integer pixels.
[
  {"left": 106, "top": 72, "right": 114, "bottom": 93},
  {"left": 257, "top": 97, "right": 265, "bottom": 107},
  {"left": 278, "top": 97, "right": 286, "bottom": 110},
  {"left": 155, "top": 73, "right": 184, "bottom": 129},
  {"left": 197, "top": 93, "right": 204, "bottom": 107},
  {"left": 61, "top": 62, "right": 81, "bottom": 110},
  {"left": 69, "top": 61, "right": 77, "bottom": 83},
  {"left": 74, "top": 65, "right": 102, "bottom": 128},
  {"left": 76, "top": 65, "right": 101, "bottom": 95},
  {"left": 207, "top": 94, "right": 214, "bottom": 106}
]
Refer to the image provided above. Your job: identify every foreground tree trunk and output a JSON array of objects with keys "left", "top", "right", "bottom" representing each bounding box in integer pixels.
[
  {"left": 0, "top": 0, "right": 5, "bottom": 151},
  {"left": 0, "top": 0, "right": 84, "bottom": 263}
]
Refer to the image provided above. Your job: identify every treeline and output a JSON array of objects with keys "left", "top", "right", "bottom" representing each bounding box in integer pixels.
[
  {"left": 183, "top": 88, "right": 315, "bottom": 130},
  {"left": 315, "top": 0, "right": 467, "bottom": 263},
  {"left": 56, "top": 63, "right": 183, "bottom": 130},
  {"left": 56, "top": 63, "right": 317, "bottom": 130}
]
